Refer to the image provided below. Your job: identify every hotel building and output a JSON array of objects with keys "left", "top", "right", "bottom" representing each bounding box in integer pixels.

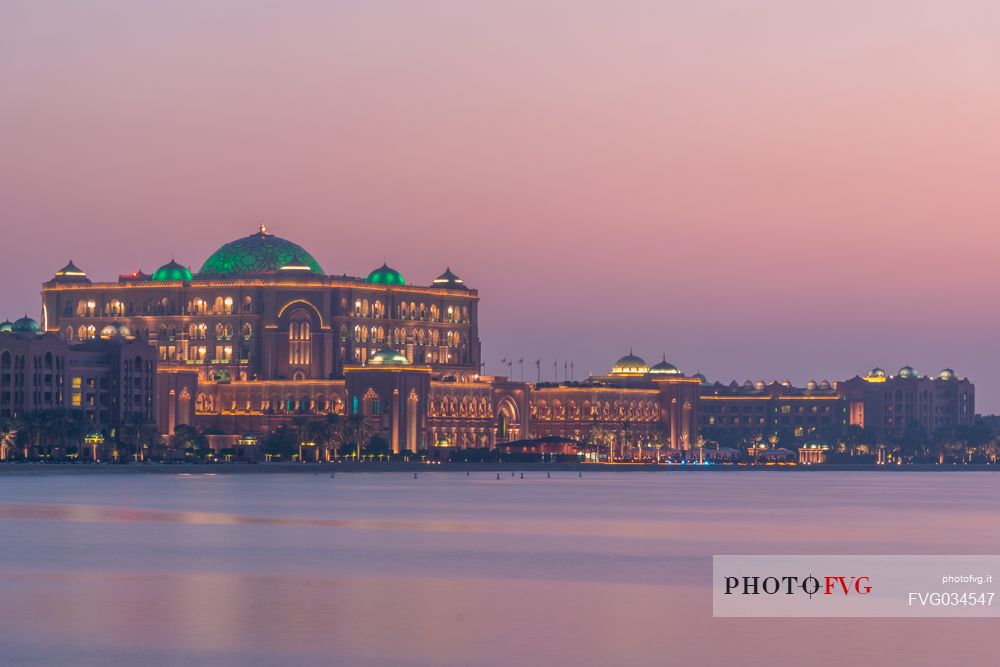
[{"left": 2, "top": 227, "right": 972, "bottom": 456}]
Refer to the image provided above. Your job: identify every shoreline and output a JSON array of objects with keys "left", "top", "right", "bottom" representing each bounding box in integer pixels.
[{"left": 0, "top": 462, "right": 995, "bottom": 475}]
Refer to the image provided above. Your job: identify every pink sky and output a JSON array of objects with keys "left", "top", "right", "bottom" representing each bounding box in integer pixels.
[{"left": 2, "top": 2, "right": 999, "bottom": 407}]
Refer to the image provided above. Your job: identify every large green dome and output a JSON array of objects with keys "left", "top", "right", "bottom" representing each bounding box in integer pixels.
[
  {"left": 366, "top": 263, "right": 405, "bottom": 285},
  {"left": 198, "top": 226, "right": 324, "bottom": 277},
  {"left": 151, "top": 260, "right": 193, "bottom": 282}
]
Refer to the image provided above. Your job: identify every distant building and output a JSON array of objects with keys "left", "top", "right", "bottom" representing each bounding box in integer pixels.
[
  {"left": 699, "top": 377, "right": 845, "bottom": 441},
  {"left": 0, "top": 317, "right": 156, "bottom": 437},
  {"left": 839, "top": 367, "right": 974, "bottom": 438}
]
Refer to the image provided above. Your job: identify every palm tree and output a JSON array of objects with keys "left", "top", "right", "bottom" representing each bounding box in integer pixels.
[
  {"left": 307, "top": 413, "right": 343, "bottom": 462},
  {"left": 343, "top": 414, "right": 374, "bottom": 460},
  {"left": 121, "top": 412, "right": 156, "bottom": 462},
  {"left": 290, "top": 415, "right": 314, "bottom": 462},
  {"left": 751, "top": 433, "right": 764, "bottom": 465},
  {"left": 170, "top": 424, "right": 206, "bottom": 461},
  {"left": 19, "top": 411, "right": 48, "bottom": 460},
  {"left": 0, "top": 421, "right": 17, "bottom": 462},
  {"left": 57, "top": 409, "right": 86, "bottom": 460}
]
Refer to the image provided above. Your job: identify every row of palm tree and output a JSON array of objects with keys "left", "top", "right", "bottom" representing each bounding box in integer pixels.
[
  {"left": 287, "top": 413, "right": 376, "bottom": 461},
  {"left": 0, "top": 409, "right": 157, "bottom": 462},
  {"left": 0, "top": 409, "right": 88, "bottom": 460}
]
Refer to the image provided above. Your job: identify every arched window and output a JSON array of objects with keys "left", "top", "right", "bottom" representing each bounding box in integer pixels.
[
  {"left": 363, "top": 388, "right": 381, "bottom": 416},
  {"left": 289, "top": 318, "right": 311, "bottom": 367}
]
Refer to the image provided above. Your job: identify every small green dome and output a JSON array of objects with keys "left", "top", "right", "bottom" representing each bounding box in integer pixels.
[
  {"left": 367, "top": 346, "right": 411, "bottom": 367},
  {"left": 867, "top": 367, "right": 887, "bottom": 378},
  {"left": 692, "top": 372, "right": 710, "bottom": 386},
  {"left": 198, "top": 225, "right": 324, "bottom": 277},
  {"left": 99, "top": 323, "right": 131, "bottom": 339},
  {"left": 12, "top": 316, "right": 40, "bottom": 333},
  {"left": 0, "top": 320, "right": 12, "bottom": 333},
  {"left": 366, "top": 263, "right": 405, "bottom": 285},
  {"left": 152, "top": 260, "right": 193, "bottom": 282},
  {"left": 611, "top": 351, "right": 648, "bottom": 376},
  {"left": 898, "top": 365, "right": 918, "bottom": 379},
  {"left": 939, "top": 368, "right": 958, "bottom": 381},
  {"left": 649, "top": 355, "right": 681, "bottom": 375}
]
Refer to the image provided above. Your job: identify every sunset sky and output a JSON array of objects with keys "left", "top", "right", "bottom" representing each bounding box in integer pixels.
[{"left": 2, "top": 2, "right": 999, "bottom": 407}]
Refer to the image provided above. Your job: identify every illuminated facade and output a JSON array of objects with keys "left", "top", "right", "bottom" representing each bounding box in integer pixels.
[
  {"left": 0, "top": 317, "right": 156, "bottom": 435},
  {"left": 23, "top": 227, "right": 975, "bottom": 456},
  {"left": 840, "top": 367, "right": 974, "bottom": 438}
]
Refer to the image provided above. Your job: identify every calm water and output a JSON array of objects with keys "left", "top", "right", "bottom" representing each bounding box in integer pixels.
[{"left": 1, "top": 470, "right": 998, "bottom": 666}]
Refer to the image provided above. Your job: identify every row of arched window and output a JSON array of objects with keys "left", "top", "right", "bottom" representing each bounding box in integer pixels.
[
  {"left": 532, "top": 399, "right": 660, "bottom": 422},
  {"left": 195, "top": 392, "right": 345, "bottom": 415},
  {"left": 289, "top": 321, "right": 311, "bottom": 366},
  {"left": 69, "top": 295, "right": 254, "bottom": 318},
  {"left": 348, "top": 298, "right": 469, "bottom": 323},
  {"left": 349, "top": 325, "right": 463, "bottom": 347},
  {"left": 427, "top": 394, "right": 492, "bottom": 418}
]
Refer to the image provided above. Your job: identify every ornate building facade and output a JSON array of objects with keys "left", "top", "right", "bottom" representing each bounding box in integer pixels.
[
  {"left": 0, "top": 316, "right": 156, "bottom": 437},
  {"left": 22, "top": 227, "right": 974, "bottom": 457}
]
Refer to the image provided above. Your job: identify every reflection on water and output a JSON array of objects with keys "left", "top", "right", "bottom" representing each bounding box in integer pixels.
[{"left": 1, "top": 471, "right": 998, "bottom": 666}]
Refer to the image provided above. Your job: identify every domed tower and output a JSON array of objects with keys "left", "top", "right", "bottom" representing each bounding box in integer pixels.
[
  {"left": 51, "top": 260, "right": 90, "bottom": 284},
  {"left": 610, "top": 351, "right": 649, "bottom": 376},
  {"left": 366, "top": 263, "right": 406, "bottom": 286},
  {"left": 12, "top": 316, "right": 40, "bottom": 335},
  {"left": 865, "top": 367, "right": 888, "bottom": 383},
  {"left": 897, "top": 365, "right": 918, "bottom": 379},
  {"left": 939, "top": 368, "right": 958, "bottom": 381},
  {"left": 198, "top": 225, "right": 324, "bottom": 277},
  {"left": 151, "top": 260, "right": 193, "bottom": 282},
  {"left": 649, "top": 355, "right": 682, "bottom": 376},
  {"left": 432, "top": 268, "right": 467, "bottom": 290}
]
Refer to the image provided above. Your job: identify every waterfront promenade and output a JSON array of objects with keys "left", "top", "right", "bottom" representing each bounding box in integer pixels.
[{"left": 0, "top": 461, "right": 994, "bottom": 475}]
